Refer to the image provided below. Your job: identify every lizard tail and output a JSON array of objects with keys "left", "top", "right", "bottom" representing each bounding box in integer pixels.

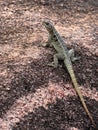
[{"left": 64, "top": 59, "right": 96, "bottom": 128}]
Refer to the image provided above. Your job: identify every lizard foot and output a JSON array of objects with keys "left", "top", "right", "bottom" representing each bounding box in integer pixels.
[
  {"left": 71, "top": 56, "right": 81, "bottom": 62},
  {"left": 48, "top": 62, "right": 58, "bottom": 68}
]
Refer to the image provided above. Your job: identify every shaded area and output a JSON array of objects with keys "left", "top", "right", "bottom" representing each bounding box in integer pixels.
[
  {"left": 0, "top": 56, "right": 50, "bottom": 117},
  {"left": 12, "top": 98, "right": 98, "bottom": 130},
  {"left": 0, "top": 45, "right": 97, "bottom": 118}
]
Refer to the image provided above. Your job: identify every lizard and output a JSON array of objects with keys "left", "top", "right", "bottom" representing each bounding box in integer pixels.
[{"left": 42, "top": 20, "right": 96, "bottom": 128}]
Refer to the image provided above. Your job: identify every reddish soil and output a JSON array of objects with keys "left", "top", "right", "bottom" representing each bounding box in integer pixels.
[{"left": 0, "top": 0, "right": 98, "bottom": 130}]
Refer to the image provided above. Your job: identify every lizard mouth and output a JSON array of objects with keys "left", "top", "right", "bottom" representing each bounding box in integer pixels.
[
  {"left": 42, "top": 21, "right": 47, "bottom": 28},
  {"left": 42, "top": 21, "right": 45, "bottom": 25},
  {"left": 42, "top": 21, "right": 50, "bottom": 26},
  {"left": 42, "top": 21, "right": 49, "bottom": 30},
  {"left": 42, "top": 21, "right": 47, "bottom": 24}
]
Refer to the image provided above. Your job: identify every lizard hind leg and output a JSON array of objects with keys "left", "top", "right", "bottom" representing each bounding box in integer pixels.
[
  {"left": 68, "top": 49, "right": 80, "bottom": 62},
  {"left": 48, "top": 53, "right": 63, "bottom": 68}
]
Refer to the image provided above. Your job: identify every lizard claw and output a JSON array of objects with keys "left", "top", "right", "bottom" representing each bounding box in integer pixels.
[
  {"left": 71, "top": 56, "right": 81, "bottom": 62},
  {"left": 48, "top": 63, "right": 58, "bottom": 68}
]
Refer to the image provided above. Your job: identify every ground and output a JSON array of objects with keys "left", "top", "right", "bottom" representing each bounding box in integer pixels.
[{"left": 0, "top": 0, "right": 98, "bottom": 130}]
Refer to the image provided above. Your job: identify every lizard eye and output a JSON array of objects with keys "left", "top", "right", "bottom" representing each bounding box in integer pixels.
[{"left": 45, "top": 22, "right": 49, "bottom": 25}]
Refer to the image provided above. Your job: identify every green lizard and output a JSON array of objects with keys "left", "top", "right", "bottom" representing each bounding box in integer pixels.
[{"left": 43, "top": 20, "right": 96, "bottom": 128}]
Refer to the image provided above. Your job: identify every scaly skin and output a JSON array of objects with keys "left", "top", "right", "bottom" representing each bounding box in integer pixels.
[{"left": 43, "top": 20, "right": 96, "bottom": 128}]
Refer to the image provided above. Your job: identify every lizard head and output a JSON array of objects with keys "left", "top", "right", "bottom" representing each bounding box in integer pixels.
[{"left": 42, "top": 21, "right": 54, "bottom": 32}]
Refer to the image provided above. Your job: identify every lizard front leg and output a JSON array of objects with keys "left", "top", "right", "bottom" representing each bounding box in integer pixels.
[
  {"left": 68, "top": 49, "right": 80, "bottom": 62},
  {"left": 42, "top": 34, "right": 53, "bottom": 47}
]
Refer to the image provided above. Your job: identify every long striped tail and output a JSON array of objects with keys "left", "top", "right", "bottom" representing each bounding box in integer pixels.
[{"left": 64, "top": 59, "right": 96, "bottom": 127}]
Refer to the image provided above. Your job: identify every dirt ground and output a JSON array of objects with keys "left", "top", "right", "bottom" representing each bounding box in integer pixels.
[{"left": 0, "top": 0, "right": 98, "bottom": 130}]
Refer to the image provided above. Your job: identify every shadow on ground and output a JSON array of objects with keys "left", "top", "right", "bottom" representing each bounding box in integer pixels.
[
  {"left": 12, "top": 98, "right": 98, "bottom": 130},
  {"left": 0, "top": 44, "right": 97, "bottom": 121}
]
